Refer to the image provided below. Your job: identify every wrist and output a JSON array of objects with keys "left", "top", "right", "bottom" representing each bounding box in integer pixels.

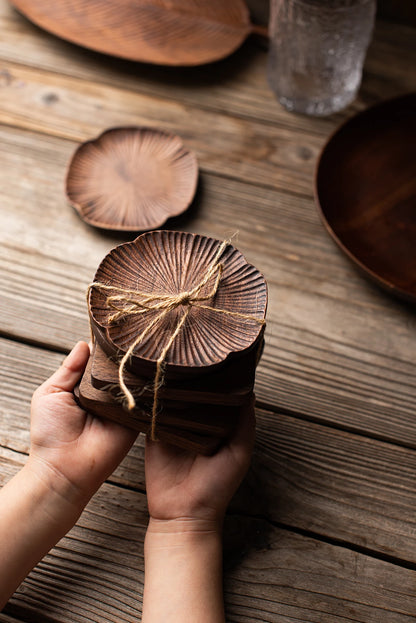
[
  {"left": 24, "top": 456, "right": 88, "bottom": 526},
  {"left": 147, "top": 515, "right": 223, "bottom": 535},
  {"left": 143, "top": 517, "right": 225, "bottom": 623},
  {"left": 0, "top": 463, "right": 85, "bottom": 606},
  {"left": 145, "top": 517, "right": 223, "bottom": 556}
]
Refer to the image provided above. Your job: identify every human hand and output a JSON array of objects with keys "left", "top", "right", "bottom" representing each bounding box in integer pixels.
[
  {"left": 144, "top": 397, "right": 255, "bottom": 531},
  {"left": 142, "top": 401, "right": 255, "bottom": 622},
  {"left": 28, "top": 341, "right": 138, "bottom": 512},
  {"left": 0, "top": 341, "right": 138, "bottom": 607}
]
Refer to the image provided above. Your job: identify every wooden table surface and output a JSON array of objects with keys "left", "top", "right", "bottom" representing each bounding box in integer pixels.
[{"left": 1, "top": 3, "right": 416, "bottom": 621}]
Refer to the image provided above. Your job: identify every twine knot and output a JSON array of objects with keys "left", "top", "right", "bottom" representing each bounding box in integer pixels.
[
  {"left": 176, "top": 291, "right": 192, "bottom": 306},
  {"left": 87, "top": 239, "right": 264, "bottom": 441}
]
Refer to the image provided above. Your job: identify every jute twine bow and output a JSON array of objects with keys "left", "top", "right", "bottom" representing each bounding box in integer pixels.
[{"left": 87, "top": 239, "right": 265, "bottom": 441}]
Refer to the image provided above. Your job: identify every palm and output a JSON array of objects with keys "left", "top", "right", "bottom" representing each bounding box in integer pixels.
[
  {"left": 29, "top": 342, "right": 137, "bottom": 498},
  {"left": 145, "top": 401, "right": 255, "bottom": 522}
]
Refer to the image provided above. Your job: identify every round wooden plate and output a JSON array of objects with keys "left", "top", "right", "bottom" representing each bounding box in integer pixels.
[
  {"left": 66, "top": 127, "right": 198, "bottom": 231},
  {"left": 88, "top": 231, "right": 267, "bottom": 377},
  {"left": 315, "top": 93, "right": 416, "bottom": 303}
]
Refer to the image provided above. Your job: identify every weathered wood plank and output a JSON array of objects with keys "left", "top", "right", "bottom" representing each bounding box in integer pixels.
[
  {"left": 1, "top": 451, "right": 416, "bottom": 623},
  {"left": 0, "top": 126, "right": 415, "bottom": 446},
  {"left": 2, "top": 338, "right": 416, "bottom": 563},
  {"left": 0, "top": 61, "right": 321, "bottom": 197},
  {"left": 1, "top": 0, "right": 415, "bottom": 135},
  {"left": 249, "top": 407, "right": 416, "bottom": 563}
]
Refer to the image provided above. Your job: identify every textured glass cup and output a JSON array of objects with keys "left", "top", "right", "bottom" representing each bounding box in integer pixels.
[{"left": 267, "top": 0, "right": 376, "bottom": 116}]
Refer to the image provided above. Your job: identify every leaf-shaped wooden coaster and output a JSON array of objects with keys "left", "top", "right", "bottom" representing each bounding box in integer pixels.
[
  {"left": 66, "top": 127, "right": 198, "bottom": 231},
  {"left": 10, "top": 0, "right": 262, "bottom": 65},
  {"left": 88, "top": 230, "right": 267, "bottom": 378}
]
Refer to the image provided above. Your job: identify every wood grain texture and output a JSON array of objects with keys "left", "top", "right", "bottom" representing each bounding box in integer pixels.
[
  {"left": 89, "top": 231, "right": 266, "bottom": 372},
  {"left": 66, "top": 127, "right": 199, "bottom": 231},
  {"left": 0, "top": 127, "right": 415, "bottom": 447},
  {"left": 2, "top": 338, "right": 416, "bottom": 563},
  {"left": 9, "top": 0, "right": 252, "bottom": 65},
  {"left": 91, "top": 341, "right": 257, "bottom": 406},
  {"left": 1, "top": 450, "right": 416, "bottom": 623},
  {"left": 76, "top": 354, "right": 236, "bottom": 453},
  {"left": 316, "top": 93, "right": 416, "bottom": 303},
  {"left": 0, "top": 61, "right": 321, "bottom": 197},
  {"left": 1, "top": 0, "right": 416, "bottom": 134},
  {"left": 1, "top": 6, "right": 416, "bottom": 619}
]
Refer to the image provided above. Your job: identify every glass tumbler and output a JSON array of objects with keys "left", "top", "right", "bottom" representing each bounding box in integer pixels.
[{"left": 267, "top": 0, "right": 376, "bottom": 116}]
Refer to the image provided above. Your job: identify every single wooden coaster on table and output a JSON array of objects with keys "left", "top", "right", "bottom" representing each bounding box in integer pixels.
[
  {"left": 81, "top": 230, "right": 267, "bottom": 452},
  {"left": 66, "top": 127, "right": 198, "bottom": 232}
]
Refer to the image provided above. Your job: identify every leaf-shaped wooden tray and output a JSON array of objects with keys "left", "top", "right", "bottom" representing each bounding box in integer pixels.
[
  {"left": 66, "top": 127, "right": 198, "bottom": 231},
  {"left": 89, "top": 231, "right": 267, "bottom": 378},
  {"left": 10, "top": 0, "right": 262, "bottom": 66}
]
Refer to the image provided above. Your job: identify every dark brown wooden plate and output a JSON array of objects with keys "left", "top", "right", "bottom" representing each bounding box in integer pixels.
[
  {"left": 66, "top": 127, "right": 198, "bottom": 231},
  {"left": 315, "top": 93, "right": 416, "bottom": 303},
  {"left": 89, "top": 231, "right": 267, "bottom": 377},
  {"left": 9, "top": 0, "right": 260, "bottom": 66}
]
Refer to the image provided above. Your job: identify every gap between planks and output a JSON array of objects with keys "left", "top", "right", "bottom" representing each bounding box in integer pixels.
[
  {"left": 1, "top": 0, "right": 415, "bottom": 136},
  {"left": 3, "top": 430, "right": 416, "bottom": 575},
  {"left": 1, "top": 451, "right": 416, "bottom": 623},
  {"left": 1, "top": 322, "right": 415, "bottom": 454},
  {"left": 2, "top": 341, "right": 416, "bottom": 565}
]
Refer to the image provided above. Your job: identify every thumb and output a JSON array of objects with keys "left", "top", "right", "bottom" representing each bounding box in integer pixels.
[{"left": 39, "top": 341, "right": 90, "bottom": 395}]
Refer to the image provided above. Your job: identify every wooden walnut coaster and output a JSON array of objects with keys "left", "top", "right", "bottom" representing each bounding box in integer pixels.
[
  {"left": 90, "top": 341, "right": 261, "bottom": 406},
  {"left": 75, "top": 356, "right": 231, "bottom": 455},
  {"left": 81, "top": 230, "right": 267, "bottom": 452},
  {"left": 66, "top": 127, "right": 198, "bottom": 232},
  {"left": 88, "top": 230, "right": 267, "bottom": 378}
]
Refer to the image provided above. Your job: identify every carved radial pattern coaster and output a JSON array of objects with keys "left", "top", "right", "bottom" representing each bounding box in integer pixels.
[
  {"left": 66, "top": 127, "right": 198, "bottom": 231},
  {"left": 88, "top": 230, "right": 267, "bottom": 377}
]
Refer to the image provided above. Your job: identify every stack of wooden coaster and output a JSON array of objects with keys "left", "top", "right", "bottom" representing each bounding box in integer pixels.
[{"left": 76, "top": 230, "right": 267, "bottom": 454}]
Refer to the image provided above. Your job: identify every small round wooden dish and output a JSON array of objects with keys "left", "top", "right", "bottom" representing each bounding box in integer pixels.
[
  {"left": 88, "top": 230, "right": 267, "bottom": 378},
  {"left": 66, "top": 127, "right": 198, "bottom": 231},
  {"left": 315, "top": 93, "right": 416, "bottom": 303}
]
